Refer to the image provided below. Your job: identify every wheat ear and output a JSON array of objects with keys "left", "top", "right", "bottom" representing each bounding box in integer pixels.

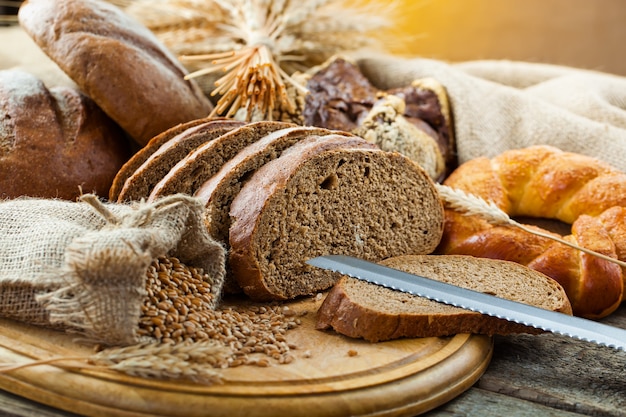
[
  {"left": 435, "top": 184, "right": 626, "bottom": 269},
  {"left": 0, "top": 340, "right": 227, "bottom": 385}
]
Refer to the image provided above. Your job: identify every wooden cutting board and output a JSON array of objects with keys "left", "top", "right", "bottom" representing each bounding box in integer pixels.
[{"left": 0, "top": 294, "right": 493, "bottom": 417}]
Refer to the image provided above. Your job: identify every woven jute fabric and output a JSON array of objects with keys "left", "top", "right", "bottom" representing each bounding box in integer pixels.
[
  {"left": 355, "top": 54, "right": 626, "bottom": 172},
  {"left": 0, "top": 194, "right": 225, "bottom": 346}
]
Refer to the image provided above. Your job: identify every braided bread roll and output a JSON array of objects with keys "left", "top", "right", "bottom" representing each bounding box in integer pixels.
[{"left": 438, "top": 145, "right": 626, "bottom": 319}]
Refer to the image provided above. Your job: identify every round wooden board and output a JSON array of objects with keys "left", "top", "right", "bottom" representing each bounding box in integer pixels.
[{"left": 0, "top": 295, "right": 493, "bottom": 417}]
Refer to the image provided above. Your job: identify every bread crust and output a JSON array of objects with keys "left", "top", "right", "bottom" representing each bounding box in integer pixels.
[
  {"left": 439, "top": 145, "right": 626, "bottom": 318},
  {"left": 18, "top": 0, "right": 213, "bottom": 146},
  {"left": 0, "top": 70, "right": 131, "bottom": 200}
]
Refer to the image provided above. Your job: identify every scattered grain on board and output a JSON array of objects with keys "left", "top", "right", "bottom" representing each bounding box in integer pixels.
[{"left": 137, "top": 256, "right": 305, "bottom": 368}]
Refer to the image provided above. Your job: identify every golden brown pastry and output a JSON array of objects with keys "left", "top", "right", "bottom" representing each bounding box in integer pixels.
[{"left": 438, "top": 145, "right": 626, "bottom": 319}]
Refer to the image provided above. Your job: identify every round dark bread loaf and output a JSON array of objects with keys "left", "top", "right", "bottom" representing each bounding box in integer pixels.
[
  {"left": 195, "top": 126, "right": 347, "bottom": 244},
  {"left": 0, "top": 69, "right": 131, "bottom": 200},
  {"left": 316, "top": 255, "right": 573, "bottom": 342},
  {"left": 228, "top": 142, "right": 444, "bottom": 301},
  {"left": 109, "top": 117, "right": 217, "bottom": 201},
  {"left": 148, "top": 121, "right": 296, "bottom": 201},
  {"left": 116, "top": 119, "right": 244, "bottom": 202},
  {"left": 18, "top": 0, "right": 213, "bottom": 146}
]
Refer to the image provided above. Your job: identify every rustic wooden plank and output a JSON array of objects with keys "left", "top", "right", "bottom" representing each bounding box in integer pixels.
[
  {"left": 425, "top": 387, "right": 583, "bottom": 416},
  {"left": 475, "top": 304, "right": 626, "bottom": 417},
  {"left": 0, "top": 389, "right": 80, "bottom": 417}
]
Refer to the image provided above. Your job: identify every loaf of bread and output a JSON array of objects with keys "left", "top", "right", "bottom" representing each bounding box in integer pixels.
[
  {"left": 148, "top": 121, "right": 295, "bottom": 201},
  {"left": 115, "top": 119, "right": 244, "bottom": 202},
  {"left": 0, "top": 69, "right": 131, "bottom": 200},
  {"left": 18, "top": 0, "right": 213, "bottom": 146},
  {"left": 316, "top": 254, "right": 573, "bottom": 342},
  {"left": 438, "top": 145, "right": 626, "bottom": 319},
  {"left": 302, "top": 57, "right": 455, "bottom": 179},
  {"left": 228, "top": 142, "right": 444, "bottom": 301}
]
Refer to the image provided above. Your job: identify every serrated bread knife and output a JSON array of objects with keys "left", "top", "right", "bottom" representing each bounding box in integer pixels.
[{"left": 306, "top": 255, "right": 626, "bottom": 351}]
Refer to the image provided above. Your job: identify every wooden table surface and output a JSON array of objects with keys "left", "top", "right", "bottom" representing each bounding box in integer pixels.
[{"left": 0, "top": 304, "right": 624, "bottom": 417}]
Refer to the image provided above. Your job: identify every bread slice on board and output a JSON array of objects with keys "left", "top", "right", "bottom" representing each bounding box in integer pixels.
[
  {"left": 148, "top": 121, "right": 295, "bottom": 201},
  {"left": 116, "top": 119, "right": 244, "bottom": 201},
  {"left": 228, "top": 145, "right": 444, "bottom": 301},
  {"left": 316, "top": 254, "right": 573, "bottom": 342}
]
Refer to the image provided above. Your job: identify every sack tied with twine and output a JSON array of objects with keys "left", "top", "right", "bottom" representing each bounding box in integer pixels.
[{"left": 0, "top": 194, "right": 226, "bottom": 346}]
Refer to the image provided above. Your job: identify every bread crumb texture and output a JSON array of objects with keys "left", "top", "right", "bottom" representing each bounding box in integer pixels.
[{"left": 245, "top": 149, "right": 443, "bottom": 300}]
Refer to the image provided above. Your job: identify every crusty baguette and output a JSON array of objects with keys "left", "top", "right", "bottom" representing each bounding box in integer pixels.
[{"left": 316, "top": 254, "right": 573, "bottom": 342}]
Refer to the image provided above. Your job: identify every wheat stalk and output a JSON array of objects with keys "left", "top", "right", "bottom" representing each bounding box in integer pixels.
[
  {"left": 119, "top": 0, "right": 397, "bottom": 120},
  {"left": 436, "top": 183, "right": 626, "bottom": 269},
  {"left": 0, "top": 340, "right": 228, "bottom": 385}
]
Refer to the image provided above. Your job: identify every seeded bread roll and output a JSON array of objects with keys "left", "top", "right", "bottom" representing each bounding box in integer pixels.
[
  {"left": 302, "top": 57, "right": 455, "bottom": 177},
  {"left": 18, "top": 0, "right": 213, "bottom": 146},
  {"left": 0, "top": 69, "right": 131, "bottom": 200},
  {"left": 229, "top": 144, "right": 444, "bottom": 301},
  {"left": 148, "top": 121, "right": 295, "bottom": 201},
  {"left": 116, "top": 119, "right": 244, "bottom": 202},
  {"left": 195, "top": 126, "right": 345, "bottom": 244},
  {"left": 316, "top": 255, "right": 573, "bottom": 342},
  {"left": 109, "top": 117, "right": 217, "bottom": 201}
]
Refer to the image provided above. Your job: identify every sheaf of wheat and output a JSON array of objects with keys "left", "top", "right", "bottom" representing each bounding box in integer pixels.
[{"left": 118, "top": 0, "right": 400, "bottom": 120}]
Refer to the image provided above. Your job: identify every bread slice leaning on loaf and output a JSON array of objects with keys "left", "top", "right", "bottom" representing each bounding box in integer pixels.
[
  {"left": 229, "top": 144, "right": 444, "bottom": 301},
  {"left": 148, "top": 121, "right": 295, "bottom": 201},
  {"left": 316, "top": 254, "right": 573, "bottom": 342},
  {"left": 116, "top": 119, "right": 244, "bottom": 201}
]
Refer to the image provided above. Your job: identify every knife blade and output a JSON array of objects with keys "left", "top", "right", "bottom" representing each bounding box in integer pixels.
[{"left": 306, "top": 254, "right": 626, "bottom": 350}]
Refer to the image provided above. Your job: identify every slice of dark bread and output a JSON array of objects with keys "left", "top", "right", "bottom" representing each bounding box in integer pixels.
[
  {"left": 116, "top": 119, "right": 244, "bottom": 201},
  {"left": 316, "top": 254, "right": 573, "bottom": 342},
  {"left": 109, "top": 117, "right": 216, "bottom": 201},
  {"left": 228, "top": 145, "right": 444, "bottom": 301},
  {"left": 147, "top": 121, "right": 295, "bottom": 201},
  {"left": 195, "top": 126, "right": 343, "bottom": 244}
]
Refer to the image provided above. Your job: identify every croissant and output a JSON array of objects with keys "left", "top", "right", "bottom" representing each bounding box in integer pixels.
[{"left": 437, "top": 145, "right": 626, "bottom": 319}]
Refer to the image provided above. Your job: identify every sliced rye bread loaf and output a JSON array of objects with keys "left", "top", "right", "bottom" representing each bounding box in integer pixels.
[
  {"left": 147, "top": 121, "right": 295, "bottom": 201},
  {"left": 316, "top": 254, "right": 573, "bottom": 342},
  {"left": 195, "top": 126, "right": 346, "bottom": 244},
  {"left": 109, "top": 117, "right": 216, "bottom": 201},
  {"left": 228, "top": 144, "right": 444, "bottom": 301},
  {"left": 116, "top": 119, "right": 245, "bottom": 201}
]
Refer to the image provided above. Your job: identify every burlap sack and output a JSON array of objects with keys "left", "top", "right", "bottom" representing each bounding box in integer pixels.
[
  {"left": 0, "top": 194, "right": 225, "bottom": 346},
  {"left": 354, "top": 54, "right": 626, "bottom": 172}
]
